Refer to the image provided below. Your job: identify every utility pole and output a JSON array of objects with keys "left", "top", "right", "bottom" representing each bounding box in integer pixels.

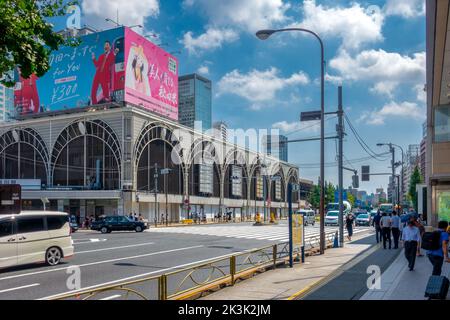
[
  {"left": 390, "top": 144, "right": 396, "bottom": 207},
  {"left": 154, "top": 162, "right": 159, "bottom": 226},
  {"left": 337, "top": 86, "right": 344, "bottom": 247}
]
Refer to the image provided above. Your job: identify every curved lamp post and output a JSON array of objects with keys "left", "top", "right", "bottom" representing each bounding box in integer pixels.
[{"left": 256, "top": 28, "right": 326, "bottom": 254}]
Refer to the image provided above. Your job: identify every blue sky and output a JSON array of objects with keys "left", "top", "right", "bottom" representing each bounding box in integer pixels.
[{"left": 67, "top": 0, "right": 426, "bottom": 194}]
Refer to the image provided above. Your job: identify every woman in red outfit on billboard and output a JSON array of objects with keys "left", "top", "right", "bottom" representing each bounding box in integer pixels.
[
  {"left": 14, "top": 71, "right": 40, "bottom": 114},
  {"left": 91, "top": 40, "right": 119, "bottom": 104}
]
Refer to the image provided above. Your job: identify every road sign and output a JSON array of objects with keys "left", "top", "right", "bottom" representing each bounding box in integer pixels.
[
  {"left": 292, "top": 213, "right": 304, "bottom": 247},
  {"left": 334, "top": 190, "right": 348, "bottom": 202},
  {"left": 300, "top": 110, "right": 321, "bottom": 122},
  {"left": 362, "top": 166, "right": 370, "bottom": 181}
]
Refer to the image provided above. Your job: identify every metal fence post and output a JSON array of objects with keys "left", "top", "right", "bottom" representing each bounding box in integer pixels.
[
  {"left": 159, "top": 275, "right": 167, "bottom": 300},
  {"left": 273, "top": 244, "right": 277, "bottom": 268},
  {"left": 230, "top": 256, "right": 236, "bottom": 285}
]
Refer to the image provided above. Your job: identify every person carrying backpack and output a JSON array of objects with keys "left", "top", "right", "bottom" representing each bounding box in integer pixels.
[{"left": 423, "top": 221, "right": 450, "bottom": 276}]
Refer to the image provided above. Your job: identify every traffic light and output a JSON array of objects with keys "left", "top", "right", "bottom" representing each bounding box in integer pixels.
[
  {"left": 352, "top": 175, "right": 359, "bottom": 189},
  {"left": 362, "top": 165, "right": 370, "bottom": 181}
]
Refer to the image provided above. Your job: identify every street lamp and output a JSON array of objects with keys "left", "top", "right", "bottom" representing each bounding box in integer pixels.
[{"left": 256, "top": 28, "right": 326, "bottom": 254}]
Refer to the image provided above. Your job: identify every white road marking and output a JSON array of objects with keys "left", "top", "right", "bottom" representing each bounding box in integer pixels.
[
  {"left": 100, "top": 294, "right": 121, "bottom": 300},
  {"left": 38, "top": 247, "right": 260, "bottom": 300},
  {"left": 73, "top": 238, "right": 107, "bottom": 244},
  {"left": 0, "top": 245, "right": 204, "bottom": 282},
  {"left": 150, "top": 225, "right": 371, "bottom": 241},
  {"left": 0, "top": 283, "right": 40, "bottom": 294},
  {"left": 76, "top": 242, "right": 155, "bottom": 254}
]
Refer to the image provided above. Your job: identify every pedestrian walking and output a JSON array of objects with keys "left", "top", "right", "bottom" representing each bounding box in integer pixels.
[
  {"left": 401, "top": 220, "right": 421, "bottom": 271},
  {"left": 372, "top": 210, "right": 383, "bottom": 243},
  {"left": 426, "top": 221, "right": 450, "bottom": 276},
  {"left": 391, "top": 211, "right": 401, "bottom": 249},
  {"left": 345, "top": 213, "right": 355, "bottom": 241},
  {"left": 380, "top": 212, "right": 392, "bottom": 249},
  {"left": 414, "top": 218, "right": 425, "bottom": 256}
]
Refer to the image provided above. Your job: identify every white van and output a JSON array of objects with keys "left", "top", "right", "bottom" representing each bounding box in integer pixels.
[
  {"left": 0, "top": 211, "right": 74, "bottom": 269},
  {"left": 295, "top": 209, "right": 316, "bottom": 226}
]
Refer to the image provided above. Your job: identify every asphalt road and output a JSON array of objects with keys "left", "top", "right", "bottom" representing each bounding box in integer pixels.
[{"left": 0, "top": 222, "right": 371, "bottom": 300}]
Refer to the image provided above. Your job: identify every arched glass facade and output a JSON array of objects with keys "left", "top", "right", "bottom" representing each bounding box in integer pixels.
[
  {"left": 137, "top": 139, "right": 183, "bottom": 194},
  {"left": 0, "top": 129, "right": 48, "bottom": 185},
  {"left": 51, "top": 120, "right": 121, "bottom": 190}
]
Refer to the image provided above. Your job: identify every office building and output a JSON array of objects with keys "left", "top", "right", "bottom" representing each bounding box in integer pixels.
[
  {"left": 178, "top": 74, "right": 212, "bottom": 131},
  {"left": 212, "top": 121, "right": 228, "bottom": 141},
  {"left": 262, "top": 134, "right": 288, "bottom": 162},
  {"left": 0, "top": 84, "right": 14, "bottom": 122},
  {"left": 425, "top": 0, "right": 450, "bottom": 225}
]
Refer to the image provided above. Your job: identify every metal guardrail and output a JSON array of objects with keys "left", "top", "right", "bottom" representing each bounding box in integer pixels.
[{"left": 51, "top": 231, "right": 338, "bottom": 300}]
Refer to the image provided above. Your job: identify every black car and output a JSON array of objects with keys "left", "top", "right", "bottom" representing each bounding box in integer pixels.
[{"left": 90, "top": 216, "right": 147, "bottom": 233}]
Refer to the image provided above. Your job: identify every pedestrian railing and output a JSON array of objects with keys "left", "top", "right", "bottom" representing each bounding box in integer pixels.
[{"left": 50, "top": 230, "right": 339, "bottom": 300}]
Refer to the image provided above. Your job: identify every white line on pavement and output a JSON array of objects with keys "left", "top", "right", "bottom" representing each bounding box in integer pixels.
[
  {"left": 100, "top": 294, "right": 121, "bottom": 300},
  {"left": 38, "top": 247, "right": 261, "bottom": 300},
  {"left": 0, "top": 283, "right": 40, "bottom": 294},
  {"left": 0, "top": 245, "right": 204, "bottom": 282},
  {"left": 75, "top": 242, "right": 155, "bottom": 254}
]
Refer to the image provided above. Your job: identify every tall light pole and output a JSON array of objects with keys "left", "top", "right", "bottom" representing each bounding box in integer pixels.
[
  {"left": 377, "top": 143, "right": 405, "bottom": 210},
  {"left": 256, "top": 28, "right": 326, "bottom": 254}
]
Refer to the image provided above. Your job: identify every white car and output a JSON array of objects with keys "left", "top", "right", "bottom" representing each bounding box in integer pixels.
[
  {"left": 324, "top": 210, "right": 340, "bottom": 226},
  {"left": 0, "top": 211, "right": 74, "bottom": 269}
]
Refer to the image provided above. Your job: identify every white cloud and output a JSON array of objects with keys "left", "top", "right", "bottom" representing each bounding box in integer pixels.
[
  {"left": 360, "top": 101, "right": 425, "bottom": 125},
  {"left": 217, "top": 67, "right": 309, "bottom": 103},
  {"left": 272, "top": 120, "right": 320, "bottom": 133},
  {"left": 384, "top": 0, "right": 425, "bottom": 18},
  {"left": 82, "top": 0, "right": 159, "bottom": 30},
  {"left": 415, "top": 84, "right": 427, "bottom": 103},
  {"left": 181, "top": 28, "right": 239, "bottom": 54},
  {"left": 183, "top": 0, "right": 290, "bottom": 33},
  {"left": 329, "top": 49, "right": 425, "bottom": 98},
  {"left": 290, "top": 0, "right": 384, "bottom": 50},
  {"left": 197, "top": 65, "right": 210, "bottom": 75}
]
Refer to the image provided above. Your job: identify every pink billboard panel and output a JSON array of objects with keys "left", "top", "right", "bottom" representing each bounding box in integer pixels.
[{"left": 124, "top": 28, "right": 178, "bottom": 120}]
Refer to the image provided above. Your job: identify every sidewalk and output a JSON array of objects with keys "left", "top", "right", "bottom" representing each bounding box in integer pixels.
[
  {"left": 200, "top": 232, "right": 375, "bottom": 300},
  {"left": 361, "top": 249, "right": 450, "bottom": 300}
]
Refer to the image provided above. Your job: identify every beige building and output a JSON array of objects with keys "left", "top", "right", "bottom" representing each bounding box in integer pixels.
[{"left": 426, "top": 0, "right": 450, "bottom": 225}]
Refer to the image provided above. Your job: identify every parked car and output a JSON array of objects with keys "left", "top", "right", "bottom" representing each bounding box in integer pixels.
[
  {"left": 0, "top": 211, "right": 74, "bottom": 269},
  {"left": 355, "top": 213, "right": 371, "bottom": 226},
  {"left": 324, "top": 210, "right": 340, "bottom": 226},
  {"left": 295, "top": 209, "right": 316, "bottom": 226},
  {"left": 90, "top": 216, "right": 147, "bottom": 233}
]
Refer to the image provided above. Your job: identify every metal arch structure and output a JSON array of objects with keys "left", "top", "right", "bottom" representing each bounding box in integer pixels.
[
  {"left": 222, "top": 148, "right": 249, "bottom": 181},
  {"left": 133, "top": 121, "right": 186, "bottom": 176},
  {"left": 0, "top": 128, "right": 50, "bottom": 181},
  {"left": 50, "top": 119, "right": 122, "bottom": 185}
]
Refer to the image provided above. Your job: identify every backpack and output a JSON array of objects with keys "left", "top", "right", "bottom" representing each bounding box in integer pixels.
[{"left": 421, "top": 231, "right": 442, "bottom": 251}]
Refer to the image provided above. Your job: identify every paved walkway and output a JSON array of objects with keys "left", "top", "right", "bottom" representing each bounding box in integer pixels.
[
  {"left": 200, "top": 232, "right": 375, "bottom": 300},
  {"left": 361, "top": 248, "right": 450, "bottom": 300}
]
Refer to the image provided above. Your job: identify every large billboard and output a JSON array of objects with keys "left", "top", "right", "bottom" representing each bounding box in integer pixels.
[
  {"left": 13, "top": 27, "right": 178, "bottom": 120},
  {"left": 124, "top": 28, "right": 178, "bottom": 120}
]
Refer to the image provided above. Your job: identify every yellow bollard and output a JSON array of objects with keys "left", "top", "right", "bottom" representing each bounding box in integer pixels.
[{"left": 270, "top": 212, "right": 276, "bottom": 223}]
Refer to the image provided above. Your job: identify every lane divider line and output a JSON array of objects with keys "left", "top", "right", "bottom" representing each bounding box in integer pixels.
[{"left": 0, "top": 283, "right": 40, "bottom": 294}]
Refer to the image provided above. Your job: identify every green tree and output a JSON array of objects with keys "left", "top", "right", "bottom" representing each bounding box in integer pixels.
[
  {"left": 347, "top": 193, "right": 355, "bottom": 207},
  {"left": 408, "top": 166, "right": 423, "bottom": 211},
  {"left": 0, "top": 0, "right": 78, "bottom": 86},
  {"left": 307, "top": 181, "right": 336, "bottom": 209}
]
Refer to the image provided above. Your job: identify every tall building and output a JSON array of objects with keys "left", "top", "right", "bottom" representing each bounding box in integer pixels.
[
  {"left": 262, "top": 134, "right": 288, "bottom": 162},
  {"left": 178, "top": 74, "right": 212, "bottom": 131},
  {"left": 212, "top": 121, "right": 228, "bottom": 141},
  {"left": 426, "top": 0, "right": 450, "bottom": 225},
  {"left": 0, "top": 84, "right": 14, "bottom": 122},
  {"left": 420, "top": 121, "right": 427, "bottom": 180},
  {"left": 402, "top": 144, "right": 420, "bottom": 202}
]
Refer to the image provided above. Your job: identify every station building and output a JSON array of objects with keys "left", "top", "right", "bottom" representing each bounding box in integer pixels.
[{"left": 0, "top": 103, "right": 300, "bottom": 223}]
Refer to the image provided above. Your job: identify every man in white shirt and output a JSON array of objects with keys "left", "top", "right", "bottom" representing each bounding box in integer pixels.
[
  {"left": 391, "top": 211, "right": 401, "bottom": 249},
  {"left": 380, "top": 212, "right": 392, "bottom": 249},
  {"left": 401, "top": 220, "right": 421, "bottom": 271}
]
